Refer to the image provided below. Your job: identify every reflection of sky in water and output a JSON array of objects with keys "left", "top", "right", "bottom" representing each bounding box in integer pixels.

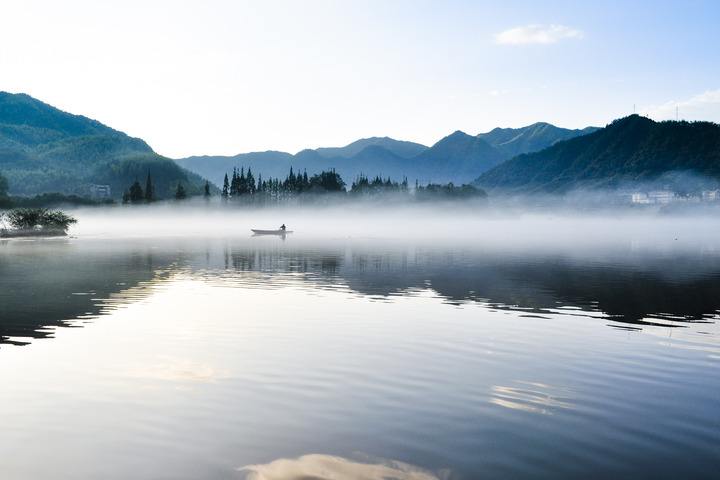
[
  {"left": 490, "top": 382, "right": 574, "bottom": 415},
  {"left": 0, "top": 236, "right": 719, "bottom": 479},
  {"left": 240, "top": 454, "right": 445, "bottom": 480}
]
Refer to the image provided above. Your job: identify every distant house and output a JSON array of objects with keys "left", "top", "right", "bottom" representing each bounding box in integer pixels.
[
  {"left": 702, "top": 190, "right": 720, "bottom": 202},
  {"left": 647, "top": 190, "right": 674, "bottom": 204},
  {"left": 631, "top": 192, "right": 650, "bottom": 204},
  {"left": 630, "top": 190, "right": 675, "bottom": 205},
  {"left": 89, "top": 184, "right": 112, "bottom": 199}
]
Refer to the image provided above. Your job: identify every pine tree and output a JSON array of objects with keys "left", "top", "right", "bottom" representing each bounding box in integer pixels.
[
  {"left": 239, "top": 167, "right": 247, "bottom": 195},
  {"left": 230, "top": 168, "right": 238, "bottom": 196},
  {"left": 175, "top": 183, "right": 187, "bottom": 200},
  {"left": 246, "top": 167, "right": 255, "bottom": 194},
  {"left": 222, "top": 173, "right": 229, "bottom": 199},
  {"left": 0, "top": 171, "right": 8, "bottom": 197},
  {"left": 129, "top": 180, "right": 144, "bottom": 203},
  {"left": 144, "top": 172, "right": 154, "bottom": 203},
  {"left": 204, "top": 180, "right": 211, "bottom": 198}
]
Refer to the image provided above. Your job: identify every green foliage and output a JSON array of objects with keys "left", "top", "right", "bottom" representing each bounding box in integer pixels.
[
  {"left": 175, "top": 183, "right": 187, "bottom": 200},
  {"left": 0, "top": 92, "right": 209, "bottom": 198},
  {"left": 0, "top": 170, "right": 7, "bottom": 197},
  {"left": 350, "top": 175, "right": 408, "bottom": 195},
  {"left": 4, "top": 208, "right": 77, "bottom": 232},
  {"left": 477, "top": 115, "right": 720, "bottom": 193},
  {"left": 9, "top": 193, "right": 113, "bottom": 208},
  {"left": 308, "top": 170, "right": 345, "bottom": 192},
  {"left": 145, "top": 172, "right": 154, "bottom": 202},
  {"left": 415, "top": 183, "right": 486, "bottom": 200},
  {"left": 125, "top": 181, "right": 144, "bottom": 203}
]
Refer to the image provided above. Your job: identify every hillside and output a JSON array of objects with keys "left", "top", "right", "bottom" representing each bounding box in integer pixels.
[
  {"left": 0, "top": 92, "right": 207, "bottom": 198},
  {"left": 176, "top": 122, "right": 600, "bottom": 187},
  {"left": 478, "top": 122, "right": 599, "bottom": 158},
  {"left": 315, "top": 137, "right": 428, "bottom": 159},
  {"left": 176, "top": 131, "right": 505, "bottom": 186},
  {"left": 475, "top": 115, "right": 720, "bottom": 193}
]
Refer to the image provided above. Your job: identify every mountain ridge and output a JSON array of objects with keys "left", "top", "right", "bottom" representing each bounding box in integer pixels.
[
  {"left": 474, "top": 115, "right": 720, "bottom": 193},
  {"left": 0, "top": 92, "right": 207, "bottom": 198},
  {"left": 175, "top": 123, "right": 596, "bottom": 186}
]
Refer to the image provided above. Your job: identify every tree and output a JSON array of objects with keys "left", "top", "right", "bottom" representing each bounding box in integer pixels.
[
  {"left": 175, "top": 183, "right": 187, "bottom": 200},
  {"left": 309, "top": 169, "right": 345, "bottom": 192},
  {"left": 129, "top": 181, "right": 144, "bottom": 203},
  {"left": 5, "top": 208, "right": 76, "bottom": 232},
  {"left": 246, "top": 167, "right": 256, "bottom": 194},
  {"left": 222, "top": 173, "right": 229, "bottom": 199},
  {"left": 230, "top": 168, "right": 238, "bottom": 196},
  {"left": 0, "top": 171, "right": 8, "bottom": 197},
  {"left": 144, "top": 172, "right": 154, "bottom": 202},
  {"left": 204, "top": 180, "right": 211, "bottom": 198}
]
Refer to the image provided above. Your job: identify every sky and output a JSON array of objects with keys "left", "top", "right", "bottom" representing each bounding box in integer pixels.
[{"left": 1, "top": 0, "right": 719, "bottom": 158}]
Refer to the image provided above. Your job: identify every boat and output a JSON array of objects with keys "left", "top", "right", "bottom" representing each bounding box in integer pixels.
[{"left": 251, "top": 229, "right": 293, "bottom": 235}]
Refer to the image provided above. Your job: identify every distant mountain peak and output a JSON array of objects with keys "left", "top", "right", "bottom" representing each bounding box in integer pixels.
[
  {"left": 476, "top": 115, "right": 720, "bottom": 193},
  {"left": 477, "top": 122, "right": 599, "bottom": 158},
  {"left": 315, "top": 136, "right": 427, "bottom": 159}
]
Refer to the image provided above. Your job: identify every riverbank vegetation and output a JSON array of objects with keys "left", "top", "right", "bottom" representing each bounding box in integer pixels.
[{"left": 0, "top": 208, "right": 77, "bottom": 237}]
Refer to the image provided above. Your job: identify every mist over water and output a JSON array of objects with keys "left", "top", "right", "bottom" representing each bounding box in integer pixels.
[
  {"left": 1, "top": 203, "right": 719, "bottom": 479},
  {"left": 67, "top": 200, "right": 720, "bottom": 248}
]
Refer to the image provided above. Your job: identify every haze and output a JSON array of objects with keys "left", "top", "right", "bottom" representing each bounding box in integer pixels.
[{"left": 66, "top": 202, "right": 720, "bottom": 256}]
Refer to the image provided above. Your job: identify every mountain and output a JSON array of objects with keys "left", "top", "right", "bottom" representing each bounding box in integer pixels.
[
  {"left": 0, "top": 92, "right": 208, "bottom": 198},
  {"left": 409, "top": 131, "right": 505, "bottom": 183},
  {"left": 176, "top": 131, "right": 504, "bottom": 186},
  {"left": 475, "top": 115, "right": 720, "bottom": 193},
  {"left": 477, "top": 122, "right": 600, "bottom": 158},
  {"left": 315, "top": 137, "right": 428, "bottom": 159},
  {"left": 176, "top": 122, "right": 601, "bottom": 187}
]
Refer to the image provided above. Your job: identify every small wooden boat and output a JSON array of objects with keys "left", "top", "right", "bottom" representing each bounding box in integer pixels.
[{"left": 251, "top": 229, "right": 293, "bottom": 235}]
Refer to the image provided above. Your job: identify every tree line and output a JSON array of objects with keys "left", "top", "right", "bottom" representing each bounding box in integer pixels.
[
  {"left": 122, "top": 172, "right": 211, "bottom": 204},
  {"left": 218, "top": 166, "right": 485, "bottom": 202},
  {"left": 221, "top": 167, "right": 345, "bottom": 200}
]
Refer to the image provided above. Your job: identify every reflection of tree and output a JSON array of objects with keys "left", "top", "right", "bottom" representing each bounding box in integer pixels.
[
  {"left": 224, "top": 246, "right": 720, "bottom": 327},
  {"left": 0, "top": 241, "right": 177, "bottom": 346},
  {"left": 3, "top": 240, "right": 720, "bottom": 347}
]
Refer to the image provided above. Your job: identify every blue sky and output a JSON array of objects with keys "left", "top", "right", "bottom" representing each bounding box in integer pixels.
[{"left": 1, "top": 0, "right": 719, "bottom": 157}]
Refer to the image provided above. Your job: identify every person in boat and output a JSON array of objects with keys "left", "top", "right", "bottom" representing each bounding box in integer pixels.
[{"left": 280, "top": 224, "right": 286, "bottom": 231}]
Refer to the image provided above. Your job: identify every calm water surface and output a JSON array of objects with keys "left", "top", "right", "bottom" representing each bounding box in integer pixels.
[{"left": 1, "top": 232, "right": 719, "bottom": 479}]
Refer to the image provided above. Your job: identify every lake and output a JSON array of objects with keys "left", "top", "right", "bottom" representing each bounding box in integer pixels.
[{"left": 1, "top": 208, "right": 719, "bottom": 479}]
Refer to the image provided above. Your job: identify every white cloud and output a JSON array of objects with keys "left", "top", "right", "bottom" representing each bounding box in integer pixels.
[
  {"left": 641, "top": 89, "right": 720, "bottom": 123},
  {"left": 494, "top": 24, "right": 583, "bottom": 45}
]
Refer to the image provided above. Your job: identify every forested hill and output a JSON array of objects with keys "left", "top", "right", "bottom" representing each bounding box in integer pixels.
[
  {"left": 475, "top": 115, "right": 720, "bottom": 193},
  {"left": 0, "top": 92, "right": 207, "bottom": 198},
  {"left": 477, "top": 122, "right": 599, "bottom": 158}
]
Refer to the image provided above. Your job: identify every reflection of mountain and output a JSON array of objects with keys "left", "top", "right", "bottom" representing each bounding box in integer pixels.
[
  {"left": 219, "top": 246, "right": 720, "bottom": 328},
  {"left": 2, "top": 240, "right": 719, "bottom": 346},
  {"left": 0, "top": 240, "right": 176, "bottom": 345}
]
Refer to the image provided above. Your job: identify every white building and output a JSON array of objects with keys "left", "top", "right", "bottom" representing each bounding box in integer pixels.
[
  {"left": 89, "top": 184, "right": 112, "bottom": 199},
  {"left": 702, "top": 190, "right": 720, "bottom": 202},
  {"left": 630, "top": 190, "right": 675, "bottom": 205}
]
